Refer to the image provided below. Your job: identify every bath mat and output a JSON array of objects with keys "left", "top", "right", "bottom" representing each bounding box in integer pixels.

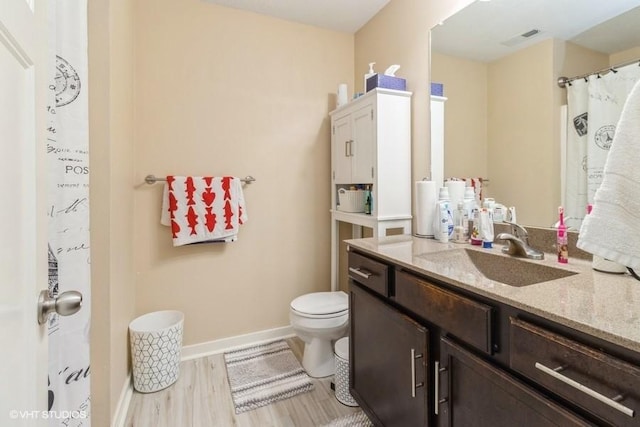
[
  {"left": 223, "top": 339, "right": 314, "bottom": 414},
  {"left": 322, "top": 410, "right": 373, "bottom": 427}
]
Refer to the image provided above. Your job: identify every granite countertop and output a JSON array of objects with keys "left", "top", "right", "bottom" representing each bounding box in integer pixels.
[{"left": 346, "top": 235, "right": 640, "bottom": 354}]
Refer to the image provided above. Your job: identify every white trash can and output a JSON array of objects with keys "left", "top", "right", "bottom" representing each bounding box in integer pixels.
[
  {"left": 129, "top": 310, "right": 184, "bottom": 393},
  {"left": 334, "top": 337, "right": 358, "bottom": 406}
]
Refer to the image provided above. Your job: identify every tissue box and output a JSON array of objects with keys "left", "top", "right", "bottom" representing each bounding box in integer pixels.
[
  {"left": 431, "top": 82, "right": 444, "bottom": 96},
  {"left": 366, "top": 74, "right": 406, "bottom": 92}
]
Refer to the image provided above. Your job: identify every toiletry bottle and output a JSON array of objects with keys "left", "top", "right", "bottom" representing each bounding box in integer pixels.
[
  {"left": 557, "top": 206, "right": 568, "bottom": 263},
  {"left": 364, "top": 62, "right": 376, "bottom": 92},
  {"left": 435, "top": 187, "right": 453, "bottom": 243},
  {"left": 452, "top": 202, "right": 468, "bottom": 243},
  {"left": 479, "top": 208, "right": 494, "bottom": 248},
  {"left": 463, "top": 187, "right": 476, "bottom": 220},
  {"left": 364, "top": 185, "right": 372, "bottom": 215}
]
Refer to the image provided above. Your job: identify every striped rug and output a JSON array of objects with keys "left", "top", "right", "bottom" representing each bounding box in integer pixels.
[
  {"left": 223, "top": 340, "right": 314, "bottom": 414},
  {"left": 322, "top": 410, "right": 373, "bottom": 427}
]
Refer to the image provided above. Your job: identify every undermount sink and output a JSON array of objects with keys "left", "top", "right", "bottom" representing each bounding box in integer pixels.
[{"left": 419, "top": 248, "right": 578, "bottom": 287}]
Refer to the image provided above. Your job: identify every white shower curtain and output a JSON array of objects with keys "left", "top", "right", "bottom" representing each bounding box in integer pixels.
[
  {"left": 565, "top": 63, "right": 640, "bottom": 229},
  {"left": 47, "top": 1, "right": 91, "bottom": 425}
]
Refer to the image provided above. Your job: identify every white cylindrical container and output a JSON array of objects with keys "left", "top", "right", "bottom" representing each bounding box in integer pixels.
[
  {"left": 415, "top": 180, "right": 437, "bottom": 237},
  {"left": 129, "top": 310, "right": 184, "bottom": 393},
  {"left": 337, "top": 84, "right": 348, "bottom": 107},
  {"left": 334, "top": 337, "right": 358, "bottom": 406},
  {"left": 446, "top": 180, "right": 466, "bottom": 210}
]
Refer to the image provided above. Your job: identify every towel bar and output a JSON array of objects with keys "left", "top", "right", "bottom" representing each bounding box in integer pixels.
[{"left": 145, "top": 174, "right": 256, "bottom": 185}]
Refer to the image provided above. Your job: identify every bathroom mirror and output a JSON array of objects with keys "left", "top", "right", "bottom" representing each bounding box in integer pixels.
[{"left": 430, "top": 0, "right": 640, "bottom": 227}]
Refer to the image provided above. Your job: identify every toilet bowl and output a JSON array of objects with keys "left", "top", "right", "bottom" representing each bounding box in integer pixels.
[{"left": 290, "top": 291, "right": 349, "bottom": 378}]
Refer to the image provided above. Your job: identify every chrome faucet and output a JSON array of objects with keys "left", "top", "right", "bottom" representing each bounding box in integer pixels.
[{"left": 497, "top": 221, "right": 544, "bottom": 260}]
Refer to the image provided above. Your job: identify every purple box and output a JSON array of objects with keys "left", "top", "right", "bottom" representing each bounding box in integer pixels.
[
  {"left": 431, "top": 82, "right": 444, "bottom": 96},
  {"left": 366, "top": 74, "right": 407, "bottom": 92}
]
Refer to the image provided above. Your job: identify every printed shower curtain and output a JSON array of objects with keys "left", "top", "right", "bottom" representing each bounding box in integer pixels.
[
  {"left": 565, "top": 63, "right": 640, "bottom": 229},
  {"left": 47, "top": 1, "right": 91, "bottom": 425}
]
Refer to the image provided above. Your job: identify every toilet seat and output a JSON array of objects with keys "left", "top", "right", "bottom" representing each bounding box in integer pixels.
[{"left": 290, "top": 291, "right": 348, "bottom": 318}]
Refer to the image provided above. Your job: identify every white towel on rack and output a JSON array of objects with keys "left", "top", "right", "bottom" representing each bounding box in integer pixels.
[
  {"left": 577, "top": 79, "right": 640, "bottom": 269},
  {"left": 161, "top": 176, "right": 248, "bottom": 246}
]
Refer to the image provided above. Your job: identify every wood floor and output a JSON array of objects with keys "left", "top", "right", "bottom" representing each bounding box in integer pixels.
[{"left": 124, "top": 337, "right": 362, "bottom": 426}]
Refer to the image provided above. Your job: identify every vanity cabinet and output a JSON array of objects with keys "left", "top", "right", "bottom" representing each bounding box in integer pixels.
[
  {"left": 330, "top": 88, "right": 412, "bottom": 291},
  {"left": 345, "top": 247, "right": 640, "bottom": 426}
]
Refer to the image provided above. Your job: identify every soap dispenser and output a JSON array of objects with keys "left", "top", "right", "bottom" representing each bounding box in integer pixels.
[{"left": 364, "top": 62, "right": 376, "bottom": 93}]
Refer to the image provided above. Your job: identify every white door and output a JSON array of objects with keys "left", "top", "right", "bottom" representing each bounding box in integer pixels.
[
  {"left": 1, "top": 0, "right": 49, "bottom": 425},
  {"left": 332, "top": 114, "right": 352, "bottom": 184},
  {"left": 351, "top": 104, "right": 375, "bottom": 184}
]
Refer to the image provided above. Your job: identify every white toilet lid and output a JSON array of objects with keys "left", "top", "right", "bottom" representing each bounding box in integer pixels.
[{"left": 291, "top": 291, "right": 348, "bottom": 316}]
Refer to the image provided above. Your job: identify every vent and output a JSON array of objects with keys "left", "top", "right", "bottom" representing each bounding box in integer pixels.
[{"left": 501, "top": 28, "right": 543, "bottom": 47}]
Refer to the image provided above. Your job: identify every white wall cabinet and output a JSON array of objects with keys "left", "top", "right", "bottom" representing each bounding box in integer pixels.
[{"left": 329, "top": 88, "right": 412, "bottom": 290}]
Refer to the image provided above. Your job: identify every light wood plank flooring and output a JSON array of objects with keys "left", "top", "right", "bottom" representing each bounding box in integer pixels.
[{"left": 124, "top": 338, "right": 361, "bottom": 426}]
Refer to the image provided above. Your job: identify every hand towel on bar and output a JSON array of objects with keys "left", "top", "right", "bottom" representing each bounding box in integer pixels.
[
  {"left": 160, "top": 176, "right": 248, "bottom": 246},
  {"left": 577, "top": 79, "right": 640, "bottom": 270}
]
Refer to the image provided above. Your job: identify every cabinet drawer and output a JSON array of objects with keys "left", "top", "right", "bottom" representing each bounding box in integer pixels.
[
  {"left": 348, "top": 252, "right": 390, "bottom": 297},
  {"left": 395, "top": 270, "right": 493, "bottom": 354},
  {"left": 510, "top": 318, "right": 640, "bottom": 426}
]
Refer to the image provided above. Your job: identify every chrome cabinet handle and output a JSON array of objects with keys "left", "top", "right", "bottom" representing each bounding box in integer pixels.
[
  {"left": 434, "top": 361, "right": 448, "bottom": 415},
  {"left": 344, "top": 139, "right": 354, "bottom": 157},
  {"left": 38, "top": 290, "right": 83, "bottom": 325},
  {"left": 410, "top": 349, "right": 424, "bottom": 398},
  {"left": 535, "top": 362, "right": 635, "bottom": 418},
  {"left": 348, "top": 267, "right": 372, "bottom": 279}
]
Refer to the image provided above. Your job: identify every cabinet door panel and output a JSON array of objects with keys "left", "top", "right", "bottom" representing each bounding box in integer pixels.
[
  {"left": 333, "top": 114, "right": 352, "bottom": 184},
  {"left": 351, "top": 283, "right": 429, "bottom": 427},
  {"left": 438, "top": 337, "right": 593, "bottom": 427},
  {"left": 351, "top": 104, "right": 375, "bottom": 184}
]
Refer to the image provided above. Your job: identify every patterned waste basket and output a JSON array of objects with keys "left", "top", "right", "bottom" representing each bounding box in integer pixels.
[
  {"left": 129, "top": 310, "right": 184, "bottom": 393},
  {"left": 334, "top": 337, "right": 358, "bottom": 406}
]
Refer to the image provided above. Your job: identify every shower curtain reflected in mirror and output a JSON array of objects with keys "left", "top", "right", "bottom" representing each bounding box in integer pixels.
[{"left": 565, "top": 63, "right": 640, "bottom": 230}]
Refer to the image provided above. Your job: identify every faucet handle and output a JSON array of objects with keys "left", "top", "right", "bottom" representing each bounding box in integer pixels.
[{"left": 504, "top": 221, "right": 528, "bottom": 243}]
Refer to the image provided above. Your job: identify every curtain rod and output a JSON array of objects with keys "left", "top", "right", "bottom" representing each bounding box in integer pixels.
[{"left": 557, "top": 58, "right": 640, "bottom": 88}]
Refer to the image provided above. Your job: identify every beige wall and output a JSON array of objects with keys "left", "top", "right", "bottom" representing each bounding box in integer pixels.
[
  {"left": 610, "top": 46, "right": 640, "bottom": 65},
  {"left": 486, "top": 40, "right": 558, "bottom": 226},
  {"left": 89, "top": 0, "right": 136, "bottom": 424},
  {"left": 133, "top": 0, "right": 354, "bottom": 346},
  {"left": 431, "top": 52, "right": 488, "bottom": 179}
]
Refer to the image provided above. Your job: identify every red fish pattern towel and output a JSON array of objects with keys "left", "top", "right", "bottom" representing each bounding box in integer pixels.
[{"left": 161, "top": 176, "right": 247, "bottom": 246}]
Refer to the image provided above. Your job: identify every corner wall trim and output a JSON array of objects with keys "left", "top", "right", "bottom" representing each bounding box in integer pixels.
[
  {"left": 112, "top": 374, "right": 133, "bottom": 427},
  {"left": 181, "top": 325, "right": 295, "bottom": 361}
]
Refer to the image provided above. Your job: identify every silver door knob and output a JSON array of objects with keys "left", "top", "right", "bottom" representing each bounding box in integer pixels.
[{"left": 38, "top": 290, "right": 83, "bottom": 325}]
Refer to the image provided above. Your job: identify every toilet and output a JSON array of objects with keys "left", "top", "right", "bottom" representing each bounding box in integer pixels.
[{"left": 289, "top": 291, "right": 349, "bottom": 378}]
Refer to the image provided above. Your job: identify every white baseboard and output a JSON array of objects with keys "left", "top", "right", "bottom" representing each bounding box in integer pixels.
[
  {"left": 181, "top": 325, "right": 295, "bottom": 361},
  {"left": 111, "top": 374, "right": 133, "bottom": 427}
]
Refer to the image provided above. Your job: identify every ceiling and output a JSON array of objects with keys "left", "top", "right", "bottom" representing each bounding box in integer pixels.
[
  {"left": 203, "top": 0, "right": 391, "bottom": 33},
  {"left": 432, "top": 0, "right": 640, "bottom": 63}
]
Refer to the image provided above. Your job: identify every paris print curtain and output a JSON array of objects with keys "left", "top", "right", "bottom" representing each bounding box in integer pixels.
[
  {"left": 46, "top": 0, "right": 91, "bottom": 425},
  {"left": 565, "top": 63, "right": 640, "bottom": 230}
]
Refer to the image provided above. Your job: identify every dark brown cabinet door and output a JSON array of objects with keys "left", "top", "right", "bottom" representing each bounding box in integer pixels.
[
  {"left": 350, "top": 283, "right": 429, "bottom": 427},
  {"left": 437, "top": 337, "right": 594, "bottom": 427}
]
